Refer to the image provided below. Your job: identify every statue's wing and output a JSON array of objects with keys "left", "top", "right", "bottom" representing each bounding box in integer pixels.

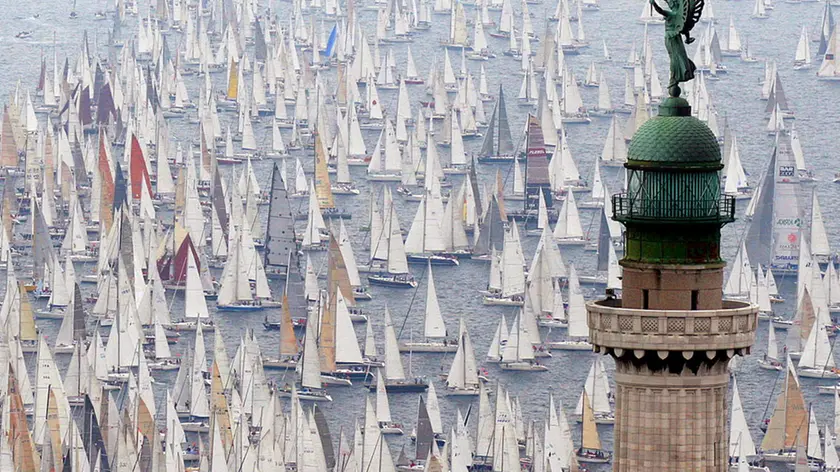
[{"left": 684, "top": 0, "right": 704, "bottom": 33}]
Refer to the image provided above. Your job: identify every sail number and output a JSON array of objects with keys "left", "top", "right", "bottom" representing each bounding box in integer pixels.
[
  {"left": 775, "top": 218, "right": 800, "bottom": 227},
  {"left": 778, "top": 166, "right": 795, "bottom": 177}
]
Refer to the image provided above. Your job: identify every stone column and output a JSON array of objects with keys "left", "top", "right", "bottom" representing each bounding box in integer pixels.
[{"left": 612, "top": 358, "right": 729, "bottom": 472}]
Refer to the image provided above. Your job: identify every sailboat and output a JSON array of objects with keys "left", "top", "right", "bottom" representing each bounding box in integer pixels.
[
  {"left": 486, "top": 314, "right": 510, "bottom": 363},
  {"left": 368, "top": 194, "right": 417, "bottom": 288},
  {"left": 721, "top": 17, "right": 743, "bottom": 56},
  {"left": 730, "top": 378, "right": 759, "bottom": 465},
  {"left": 745, "top": 136, "right": 803, "bottom": 273},
  {"left": 548, "top": 265, "right": 592, "bottom": 350},
  {"left": 483, "top": 225, "right": 526, "bottom": 306},
  {"left": 600, "top": 115, "right": 628, "bottom": 167},
  {"left": 751, "top": 0, "right": 768, "bottom": 19},
  {"left": 759, "top": 323, "right": 783, "bottom": 371},
  {"left": 399, "top": 263, "right": 458, "bottom": 353},
  {"left": 404, "top": 192, "right": 459, "bottom": 266},
  {"left": 372, "top": 369, "right": 405, "bottom": 435},
  {"left": 444, "top": 320, "right": 482, "bottom": 395},
  {"left": 367, "top": 306, "right": 428, "bottom": 392},
  {"left": 793, "top": 26, "right": 812, "bottom": 70},
  {"left": 797, "top": 322, "right": 839, "bottom": 379},
  {"left": 216, "top": 225, "right": 274, "bottom": 311},
  {"left": 500, "top": 312, "right": 549, "bottom": 371},
  {"left": 279, "top": 310, "right": 333, "bottom": 402},
  {"left": 817, "top": 28, "right": 840, "bottom": 81},
  {"left": 552, "top": 191, "right": 585, "bottom": 245},
  {"left": 760, "top": 356, "right": 807, "bottom": 462},
  {"left": 477, "top": 85, "right": 516, "bottom": 163},
  {"left": 574, "top": 358, "right": 614, "bottom": 424},
  {"left": 576, "top": 392, "right": 611, "bottom": 463}
]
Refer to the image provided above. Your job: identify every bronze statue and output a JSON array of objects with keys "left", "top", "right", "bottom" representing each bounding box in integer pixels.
[{"left": 649, "top": 0, "right": 704, "bottom": 97}]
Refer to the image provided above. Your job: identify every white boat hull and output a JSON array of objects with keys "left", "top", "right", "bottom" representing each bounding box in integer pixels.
[
  {"left": 482, "top": 296, "right": 525, "bottom": 306},
  {"left": 499, "top": 362, "right": 549, "bottom": 371},
  {"left": 798, "top": 368, "right": 840, "bottom": 379},
  {"left": 398, "top": 342, "right": 458, "bottom": 353},
  {"left": 547, "top": 341, "right": 593, "bottom": 351},
  {"left": 445, "top": 387, "right": 480, "bottom": 396}
]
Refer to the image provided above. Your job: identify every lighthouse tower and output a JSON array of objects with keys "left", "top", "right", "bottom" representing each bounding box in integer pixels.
[{"left": 586, "top": 94, "right": 758, "bottom": 471}]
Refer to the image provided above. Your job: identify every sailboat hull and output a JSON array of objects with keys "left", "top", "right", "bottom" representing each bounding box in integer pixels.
[
  {"left": 576, "top": 452, "right": 611, "bottom": 464},
  {"left": 547, "top": 340, "right": 593, "bottom": 351},
  {"left": 476, "top": 154, "right": 519, "bottom": 164},
  {"left": 406, "top": 254, "right": 460, "bottom": 266},
  {"left": 444, "top": 387, "right": 480, "bottom": 396},
  {"left": 499, "top": 362, "right": 549, "bottom": 371},
  {"left": 216, "top": 303, "right": 265, "bottom": 312},
  {"left": 277, "top": 390, "right": 333, "bottom": 402},
  {"left": 366, "top": 380, "right": 429, "bottom": 392},
  {"left": 398, "top": 342, "right": 459, "bottom": 353},
  {"left": 818, "top": 385, "right": 840, "bottom": 395},
  {"left": 482, "top": 295, "right": 525, "bottom": 306},
  {"left": 368, "top": 274, "right": 418, "bottom": 288},
  {"left": 798, "top": 368, "right": 840, "bottom": 379},
  {"left": 757, "top": 360, "right": 783, "bottom": 371}
]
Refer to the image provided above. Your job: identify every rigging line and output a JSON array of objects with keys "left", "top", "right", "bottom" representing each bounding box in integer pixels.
[{"left": 396, "top": 260, "right": 428, "bottom": 340}]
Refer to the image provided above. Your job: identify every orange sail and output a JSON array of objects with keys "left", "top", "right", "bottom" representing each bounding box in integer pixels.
[
  {"left": 9, "top": 368, "right": 40, "bottom": 472},
  {"left": 226, "top": 58, "right": 239, "bottom": 100},
  {"left": 279, "top": 294, "right": 298, "bottom": 357}
]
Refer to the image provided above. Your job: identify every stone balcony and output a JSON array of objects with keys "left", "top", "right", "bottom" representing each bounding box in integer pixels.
[{"left": 586, "top": 298, "right": 757, "bottom": 354}]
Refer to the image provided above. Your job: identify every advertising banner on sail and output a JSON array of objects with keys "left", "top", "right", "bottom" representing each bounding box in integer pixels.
[
  {"left": 771, "top": 138, "right": 801, "bottom": 271},
  {"left": 525, "top": 115, "right": 550, "bottom": 186}
]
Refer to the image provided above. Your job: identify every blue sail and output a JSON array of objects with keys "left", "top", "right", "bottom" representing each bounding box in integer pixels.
[{"left": 325, "top": 25, "right": 338, "bottom": 57}]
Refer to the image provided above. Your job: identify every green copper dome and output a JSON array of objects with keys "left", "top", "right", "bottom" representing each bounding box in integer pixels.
[
  {"left": 613, "top": 96, "right": 734, "bottom": 265},
  {"left": 627, "top": 97, "right": 722, "bottom": 170}
]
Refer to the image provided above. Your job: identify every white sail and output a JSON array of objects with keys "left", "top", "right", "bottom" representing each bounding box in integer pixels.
[
  {"left": 383, "top": 306, "right": 406, "bottom": 380},
  {"left": 729, "top": 378, "right": 756, "bottom": 457},
  {"left": 566, "top": 265, "right": 588, "bottom": 338}
]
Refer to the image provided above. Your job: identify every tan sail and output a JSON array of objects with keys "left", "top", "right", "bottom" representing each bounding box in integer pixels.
[
  {"left": 328, "top": 232, "right": 355, "bottom": 305},
  {"left": 336, "top": 63, "right": 347, "bottom": 108},
  {"left": 18, "top": 282, "right": 37, "bottom": 342},
  {"left": 761, "top": 363, "right": 807, "bottom": 451},
  {"left": 136, "top": 396, "right": 157, "bottom": 447},
  {"left": 47, "top": 389, "right": 64, "bottom": 471},
  {"left": 98, "top": 130, "right": 115, "bottom": 233},
  {"left": 210, "top": 361, "right": 234, "bottom": 455},
  {"left": 314, "top": 133, "right": 335, "bottom": 209},
  {"left": 175, "top": 174, "right": 186, "bottom": 214},
  {"left": 200, "top": 125, "right": 213, "bottom": 179},
  {"left": 426, "top": 455, "right": 444, "bottom": 472},
  {"left": 319, "top": 237, "right": 341, "bottom": 373},
  {"left": 279, "top": 294, "right": 299, "bottom": 357},
  {"left": 495, "top": 169, "right": 507, "bottom": 220},
  {"left": 798, "top": 287, "right": 816, "bottom": 345},
  {"left": 9, "top": 368, "right": 40, "bottom": 472},
  {"left": 580, "top": 391, "right": 602, "bottom": 451},
  {"left": 1, "top": 107, "right": 19, "bottom": 167}
]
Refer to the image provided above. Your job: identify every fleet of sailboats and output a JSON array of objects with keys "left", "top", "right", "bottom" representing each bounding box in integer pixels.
[{"left": 0, "top": 0, "right": 838, "bottom": 470}]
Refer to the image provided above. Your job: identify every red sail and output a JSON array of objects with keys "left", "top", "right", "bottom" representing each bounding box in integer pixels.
[
  {"left": 172, "top": 234, "right": 199, "bottom": 284},
  {"left": 129, "top": 133, "right": 154, "bottom": 200}
]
